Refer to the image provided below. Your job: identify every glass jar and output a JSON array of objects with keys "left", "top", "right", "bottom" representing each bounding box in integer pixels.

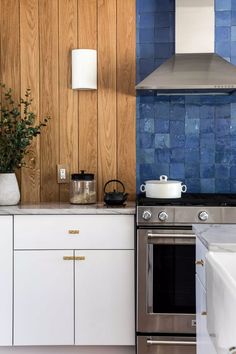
[{"left": 70, "top": 170, "right": 96, "bottom": 204}]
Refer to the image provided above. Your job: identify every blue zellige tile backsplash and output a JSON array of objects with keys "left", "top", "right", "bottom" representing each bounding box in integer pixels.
[{"left": 136, "top": 0, "right": 236, "bottom": 193}]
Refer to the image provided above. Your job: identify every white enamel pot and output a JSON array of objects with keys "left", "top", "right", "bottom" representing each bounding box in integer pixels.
[{"left": 140, "top": 175, "right": 187, "bottom": 199}]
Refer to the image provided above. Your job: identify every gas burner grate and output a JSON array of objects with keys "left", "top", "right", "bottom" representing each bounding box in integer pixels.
[{"left": 137, "top": 193, "right": 236, "bottom": 207}]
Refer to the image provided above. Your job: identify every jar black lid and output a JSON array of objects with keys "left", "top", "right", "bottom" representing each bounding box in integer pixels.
[{"left": 71, "top": 170, "right": 94, "bottom": 181}]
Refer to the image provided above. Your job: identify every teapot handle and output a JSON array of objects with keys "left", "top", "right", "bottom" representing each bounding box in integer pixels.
[{"left": 104, "top": 179, "right": 125, "bottom": 194}]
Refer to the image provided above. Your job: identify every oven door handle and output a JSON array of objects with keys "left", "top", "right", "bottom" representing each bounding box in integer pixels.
[
  {"left": 147, "top": 339, "right": 196, "bottom": 346},
  {"left": 147, "top": 233, "right": 195, "bottom": 238}
]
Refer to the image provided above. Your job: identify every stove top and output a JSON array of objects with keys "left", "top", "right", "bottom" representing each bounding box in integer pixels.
[{"left": 137, "top": 193, "right": 236, "bottom": 207}]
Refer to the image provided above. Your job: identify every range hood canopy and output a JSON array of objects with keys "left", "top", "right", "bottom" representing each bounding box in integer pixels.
[{"left": 136, "top": 0, "right": 236, "bottom": 94}]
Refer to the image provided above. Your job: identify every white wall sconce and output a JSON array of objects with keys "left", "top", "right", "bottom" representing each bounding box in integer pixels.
[{"left": 72, "top": 49, "right": 97, "bottom": 90}]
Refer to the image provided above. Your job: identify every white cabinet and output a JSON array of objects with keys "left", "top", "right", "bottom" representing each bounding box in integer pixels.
[
  {"left": 13, "top": 215, "right": 135, "bottom": 347},
  {"left": 75, "top": 250, "right": 135, "bottom": 345},
  {"left": 14, "top": 251, "right": 74, "bottom": 346},
  {"left": 0, "top": 216, "right": 13, "bottom": 346}
]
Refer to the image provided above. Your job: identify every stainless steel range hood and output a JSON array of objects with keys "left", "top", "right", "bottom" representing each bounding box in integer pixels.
[{"left": 136, "top": 0, "right": 236, "bottom": 94}]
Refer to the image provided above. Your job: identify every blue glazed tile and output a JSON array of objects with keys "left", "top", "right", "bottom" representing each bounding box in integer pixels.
[
  {"left": 215, "top": 149, "right": 231, "bottom": 163},
  {"left": 170, "top": 134, "right": 185, "bottom": 148},
  {"left": 185, "top": 179, "right": 201, "bottom": 193},
  {"left": 170, "top": 148, "right": 185, "bottom": 163},
  {"left": 139, "top": 164, "right": 156, "bottom": 182},
  {"left": 216, "top": 41, "right": 231, "bottom": 57},
  {"left": 170, "top": 120, "right": 185, "bottom": 134},
  {"left": 139, "top": 94, "right": 155, "bottom": 103},
  {"left": 215, "top": 179, "right": 230, "bottom": 193},
  {"left": 154, "top": 134, "right": 170, "bottom": 148},
  {"left": 155, "top": 12, "right": 174, "bottom": 28},
  {"left": 231, "top": 41, "right": 236, "bottom": 56},
  {"left": 154, "top": 119, "right": 169, "bottom": 133},
  {"left": 185, "top": 149, "right": 200, "bottom": 163},
  {"left": 139, "top": 0, "right": 159, "bottom": 12},
  {"left": 185, "top": 105, "right": 200, "bottom": 119},
  {"left": 140, "top": 13, "right": 155, "bottom": 29},
  {"left": 154, "top": 58, "right": 167, "bottom": 68},
  {"left": 200, "top": 133, "right": 215, "bottom": 148},
  {"left": 155, "top": 149, "right": 170, "bottom": 163},
  {"left": 140, "top": 103, "right": 155, "bottom": 118},
  {"left": 185, "top": 119, "right": 200, "bottom": 135},
  {"left": 200, "top": 105, "right": 215, "bottom": 119},
  {"left": 139, "top": 118, "right": 155, "bottom": 133},
  {"left": 155, "top": 101, "right": 170, "bottom": 119},
  {"left": 169, "top": 163, "right": 185, "bottom": 179},
  {"left": 156, "top": 0, "right": 174, "bottom": 11},
  {"left": 185, "top": 134, "right": 199, "bottom": 148},
  {"left": 185, "top": 164, "right": 200, "bottom": 178},
  {"left": 216, "top": 27, "right": 231, "bottom": 42},
  {"left": 231, "top": 103, "right": 236, "bottom": 118},
  {"left": 140, "top": 29, "right": 155, "bottom": 43},
  {"left": 140, "top": 133, "right": 155, "bottom": 148},
  {"left": 215, "top": 135, "right": 231, "bottom": 149},
  {"left": 231, "top": 119, "right": 236, "bottom": 134},
  {"left": 155, "top": 163, "right": 170, "bottom": 176},
  {"left": 231, "top": 135, "right": 236, "bottom": 148},
  {"left": 200, "top": 164, "right": 215, "bottom": 178},
  {"left": 155, "top": 43, "right": 174, "bottom": 58},
  {"left": 155, "top": 28, "right": 172, "bottom": 43},
  {"left": 232, "top": 12, "right": 236, "bottom": 25},
  {"left": 231, "top": 148, "right": 236, "bottom": 163},
  {"left": 200, "top": 179, "right": 215, "bottom": 193},
  {"left": 230, "top": 179, "right": 236, "bottom": 192},
  {"left": 200, "top": 119, "right": 214, "bottom": 133},
  {"left": 170, "top": 104, "right": 185, "bottom": 120},
  {"left": 139, "top": 149, "right": 155, "bottom": 164},
  {"left": 232, "top": 27, "right": 236, "bottom": 41},
  {"left": 215, "top": 119, "right": 231, "bottom": 136},
  {"left": 170, "top": 96, "right": 185, "bottom": 104},
  {"left": 139, "top": 43, "right": 155, "bottom": 58},
  {"left": 215, "top": 11, "right": 231, "bottom": 27},
  {"left": 200, "top": 149, "right": 215, "bottom": 164},
  {"left": 232, "top": 2, "right": 236, "bottom": 11},
  {"left": 230, "top": 165, "right": 236, "bottom": 177},
  {"left": 216, "top": 0, "right": 231, "bottom": 11},
  {"left": 216, "top": 164, "right": 230, "bottom": 178},
  {"left": 139, "top": 58, "right": 155, "bottom": 75}
]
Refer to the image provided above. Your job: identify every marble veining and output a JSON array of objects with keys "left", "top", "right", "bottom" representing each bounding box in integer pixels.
[
  {"left": 0, "top": 202, "right": 136, "bottom": 215},
  {"left": 193, "top": 224, "right": 236, "bottom": 251}
]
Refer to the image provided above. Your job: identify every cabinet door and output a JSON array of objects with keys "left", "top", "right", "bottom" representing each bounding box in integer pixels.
[
  {"left": 14, "top": 250, "right": 74, "bottom": 345},
  {"left": 75, "top": 250, "right": 135, "bottom": 346},
  {"left": 0, "top": 216, "right": 12, "bottom": 345},
  {"left": 196, "top": 275, "right": 216, "bottom": 354}
]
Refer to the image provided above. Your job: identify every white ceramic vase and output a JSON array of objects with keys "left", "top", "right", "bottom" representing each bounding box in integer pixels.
[{"left": 0, "top": 173, "right": 20, "bottom": 205}]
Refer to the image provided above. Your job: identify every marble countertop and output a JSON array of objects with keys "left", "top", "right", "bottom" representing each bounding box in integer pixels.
[
  {"left": 0, "top": 202, "right": 136, "bottom": 215},
  {"left": 193, "top": 224, "right": 236, "bottom": 251}
]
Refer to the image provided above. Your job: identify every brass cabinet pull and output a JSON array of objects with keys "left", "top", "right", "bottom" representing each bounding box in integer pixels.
[
  {"left": 68, "top": 230, "right": 80, "bottom": 235},
  {"left": 63, "top": 256, "right": 74, "bottom": 261},
  {"left": 201, "top": 311, "right": 207, "bottom": 316},
  {"left": 195, "top": 259, "right": 204, "bottom": 266},
  {"left": 63, "top": 256, "right": 85, "bottom": 261}
]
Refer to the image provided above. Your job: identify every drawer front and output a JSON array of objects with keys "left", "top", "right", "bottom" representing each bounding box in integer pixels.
[
  {"left": 196, "top": 237, "right": 207, "bottom": 288},
  {"left": 14, "top": 215, "right": 134, "bottom": 250},
  {"left": 137, "top": 336, "right": 196, "bottom": 354}
]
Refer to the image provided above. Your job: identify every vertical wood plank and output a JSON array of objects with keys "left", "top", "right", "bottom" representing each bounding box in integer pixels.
[
  {"left": 39, "top": 0, "right": 59, "bottom": 202},
  {"left": 117, "top": 0, "right": 136, "bottom": 200},
  {"left": 78, "top": 0, "right": 98, "bottom": 180},
  {"left": 0, "top": 0, "right": 21, "bottom": 186},
  {"left": 20, "top": 0, "right": 40, "bottom": 203},
  {"left": 59, "top": 0, "right": 78, "bottom": 202},
  {"left": 97, "top": 0, "right": 117, "bottom": 201}
]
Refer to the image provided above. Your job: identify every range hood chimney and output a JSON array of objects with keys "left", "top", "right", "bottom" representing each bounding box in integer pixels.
[{"left": 136, "top": 0, "right": 236, "bottom": 94}]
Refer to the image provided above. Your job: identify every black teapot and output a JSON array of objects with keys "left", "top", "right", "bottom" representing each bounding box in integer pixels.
[{"left": 104, "top": 179, "right": 128, "bottom": 206}]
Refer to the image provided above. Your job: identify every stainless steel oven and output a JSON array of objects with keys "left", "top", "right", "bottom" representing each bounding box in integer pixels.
[{"left": 137, "top": 227, "right": 196, "bottom": 353}]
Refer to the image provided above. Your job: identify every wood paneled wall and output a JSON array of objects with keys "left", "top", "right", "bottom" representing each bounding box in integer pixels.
[{"left": 0, "top": 0, "right": 136, "bottom": 202}]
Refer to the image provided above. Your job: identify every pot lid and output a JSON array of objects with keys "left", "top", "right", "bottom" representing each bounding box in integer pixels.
[
  {"left": 71, "top": 170, "right": 94, "bottom": 181},
  {"left": 145, "top": 175, "right": 183, "bottom": 184}
]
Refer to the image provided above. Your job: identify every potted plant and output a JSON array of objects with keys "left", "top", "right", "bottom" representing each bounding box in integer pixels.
[{"left": 0, "top": 84, "right": 49, "bottom": 205}]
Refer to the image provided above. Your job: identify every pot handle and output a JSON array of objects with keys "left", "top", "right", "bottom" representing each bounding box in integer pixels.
[
  {"left": 160, "top": 175, "right": 168, "bottom": 181},
  {"left": 181, "top": 184, "right": 187, "bottom": 193},
  {"left": 140, "top": 184, "right": 146, "bottom": 193},
  {"left": 104, "top": 179, "right": 125, "bottom": 193}
]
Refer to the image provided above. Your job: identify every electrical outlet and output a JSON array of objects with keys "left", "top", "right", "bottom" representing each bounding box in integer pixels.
[{"left": 57, "top": 164, "right": 70, "bottom": 184}]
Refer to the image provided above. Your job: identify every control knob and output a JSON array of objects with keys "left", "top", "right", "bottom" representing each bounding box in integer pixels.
[
  {"left": 142, "top": 210, "right": 152, "bottom": 221},
  {"left": 158, "top": 211, "right": 168, "bottom": 222},
  {"left": 198, "top": 211, "right": 208, "bottom": 222}
]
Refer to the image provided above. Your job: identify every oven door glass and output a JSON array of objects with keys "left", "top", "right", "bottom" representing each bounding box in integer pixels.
[{"left": 147, "top": 232, "right": 196, "bottom": 315}]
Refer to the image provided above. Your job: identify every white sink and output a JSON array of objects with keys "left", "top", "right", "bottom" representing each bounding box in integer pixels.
[{"left": 206, "top": 252, "right": 236, "bottom": 354}]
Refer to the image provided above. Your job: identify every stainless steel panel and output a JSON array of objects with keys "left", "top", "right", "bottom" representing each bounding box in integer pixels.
[
  {"left": 137, "top": 229, "right": 196, "bottom": 334},
  {"left": 137, "top": 336, "right": 196, "bottom": 354}
]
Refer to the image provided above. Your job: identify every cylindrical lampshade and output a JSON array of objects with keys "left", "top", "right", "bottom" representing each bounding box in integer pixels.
[{"left": 72, "top": 49, "right": 97, "bottom": 90}]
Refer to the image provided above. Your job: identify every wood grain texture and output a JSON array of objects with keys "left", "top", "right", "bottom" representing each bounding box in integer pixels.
[
  {"left": 97, "top": 0, "right": 117, "bottom": 201},
  {"left": 78, "top": 0, "right": 98, "bottom": 177},
  {"left": 59, "top": 0, "right": 79, "bottom": 202},
  {"left": 0, "top": 0, "right": 21, "bottom": 186},
  {"left": 39, "top": 0, "right": 60, "bottom": 202},
  {"left": 117, "top": 0, "right": 136, "bottom": 200},
  {"left": 20, "top": 0, "right": 40, "bottom": 203}
]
